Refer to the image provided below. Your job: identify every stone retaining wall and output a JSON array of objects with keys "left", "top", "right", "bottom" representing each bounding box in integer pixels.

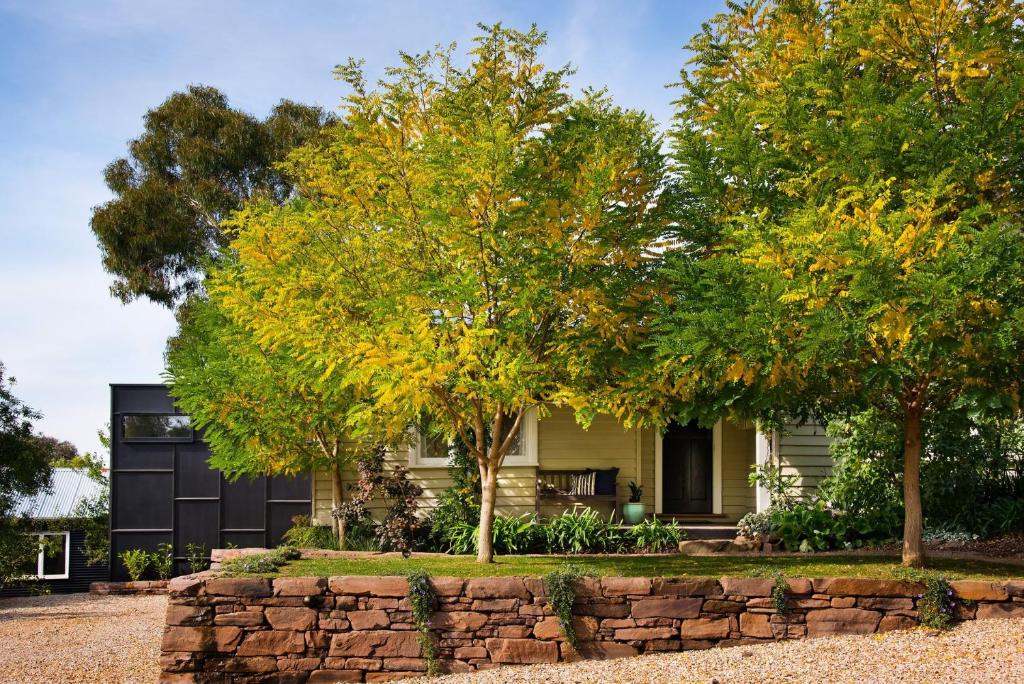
[
  {"left": 90, "top": 580, "right": 169, "bottom": 595},
  {"left": 161, "top": 574, "right": 1024, "bottom": 683}
]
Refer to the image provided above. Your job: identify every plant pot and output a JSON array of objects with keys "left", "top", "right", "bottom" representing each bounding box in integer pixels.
[{"left": 622, "top": 502, "right": 646, "bottom": 525}]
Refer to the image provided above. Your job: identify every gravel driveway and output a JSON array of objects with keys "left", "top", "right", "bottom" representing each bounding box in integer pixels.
[
  {"left": 417, "top": 618, "right": 1024, "bottom": 684},
  {"left": 0, "top": 593, "right": 165, "bottom": 684}
]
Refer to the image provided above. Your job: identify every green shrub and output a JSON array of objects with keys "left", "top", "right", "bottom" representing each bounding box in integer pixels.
[
  {"left": 283, "top": 515, "right": 339, "bottom": 550},
  {"left": 771, "top": 502, "right": 841, "bottom": 552},
  {"left": 544, "top": 508, "right": 617, "bottom": 554},
  {"left": 629, "top": 517, "right": 684, "bottom": 552},
  {"left": 221, "top": 546, "right": 298, "bottom": 576},
  {"left": 119, "top": 548, "right": 150, "bottom": 581},
  {"left": 185, "top": 543, "right": 209, "bottom": 574},
  {"left": 443, "top": 514, "right": 543, "bottom": 555},
  {"left": 150, "top": 543, "right": 174, "bottom": 579},
  {"left": 737, "top": 510, "right": 774, "bottom": 539}
]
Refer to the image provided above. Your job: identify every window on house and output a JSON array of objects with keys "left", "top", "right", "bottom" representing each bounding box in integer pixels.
[
  {"left": 24, "top": 532, "right": 70, "bottom": 580},
  {"left": 409, "top": 409, "right": 537, "bottom": 467},
  {"left": 122, "top": 414, "right": 192, "bottom": 440}
]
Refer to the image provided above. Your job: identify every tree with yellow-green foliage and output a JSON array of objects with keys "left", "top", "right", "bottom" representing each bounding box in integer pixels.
[
  {"left": 654, "top": 0, "right": 1024, "bottom": 566},
  {"left": 166, "top": 292, "right": 385, "bottom": 548},
  {"left": 213, "top": 24, "right": 668, "bottom": 563}
]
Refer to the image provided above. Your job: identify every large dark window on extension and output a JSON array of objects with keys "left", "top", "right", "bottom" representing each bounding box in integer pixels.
[{"left": 122, "top": 414, "right": 193, "bottom": 440}]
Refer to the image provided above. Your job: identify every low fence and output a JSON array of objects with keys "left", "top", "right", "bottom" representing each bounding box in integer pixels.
[{"left": 160, "top": 574, "right": 1024, "bottom": 683}]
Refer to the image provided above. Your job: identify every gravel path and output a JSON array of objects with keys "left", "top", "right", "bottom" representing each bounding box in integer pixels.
[
  {"left": 0, "top": 593, "right": 165, "bottom": 684},
  {"left": 416, "top": 618, "right": 1024, "bottom": 684}
]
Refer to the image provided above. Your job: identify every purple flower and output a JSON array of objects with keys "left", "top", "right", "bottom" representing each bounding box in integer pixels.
[
  {"left": 918, "top": 593, "right": 924, "bottom": 598},
  {"left": 947, "top": 590, "right": 953, "bottom": 596}
]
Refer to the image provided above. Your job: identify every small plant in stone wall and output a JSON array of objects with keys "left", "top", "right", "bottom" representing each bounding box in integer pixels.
[
  {"left": 118, "top": 548, "right": 150, "bottom": 581},
  {"left": 406, "top": 568, "right": 439, "bottom": 676},
  {"left": 892, "top": 568, "right": 967, "bottom": 629},
  {"left": 544, "top": 563, "right": 592, "bottom": 649},
  {"left": 771, "top": 573, "right": 790, "bottom": 614},
  {"left": 150, "top": 543, "right": 174, "bottom": 580}
]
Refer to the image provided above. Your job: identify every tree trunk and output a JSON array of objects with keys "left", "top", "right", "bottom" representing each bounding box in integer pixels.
[
  {"left": 330, "top": 462, "right": 346, "bottom": 551},
  {"left": 901, "top": 406, "right": 925, "bottom": 567},
  {"left": 476, "top": 464, "right": 498, "bottom": 563}
]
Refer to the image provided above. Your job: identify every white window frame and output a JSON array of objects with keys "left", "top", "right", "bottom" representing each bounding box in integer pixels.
[
  {"left": 409, "top": 408, "right": 538, "bottom": 468},
  {"left": 26, "top": 531, "right": 71, "bottom": 580}
]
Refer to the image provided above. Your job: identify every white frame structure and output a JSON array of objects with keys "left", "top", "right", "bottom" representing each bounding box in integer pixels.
[
  {"left": 654, "top": 419, "right": 723, "bottom": 515},
  {"left": 409, "top": 408, "right": 538, "bottom": 468},
  {"left": 26, "top": 531, "right": 71, "bottom": 580}
]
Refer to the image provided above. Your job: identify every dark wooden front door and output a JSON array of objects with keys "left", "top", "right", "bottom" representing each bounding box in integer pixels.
[{"left": 662, "top": 420, "right": 713, "bottom": 514}]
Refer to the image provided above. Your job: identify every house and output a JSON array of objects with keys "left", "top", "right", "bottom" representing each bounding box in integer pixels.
[
  {"left": 0, "top": 468, "right": 109, "bottom": 596},
  {"left": 310, "top": 407, "right": 833, "bottom": 530},
  {"left": 108, "top": 385, "right": 832, "bottom": 569}
]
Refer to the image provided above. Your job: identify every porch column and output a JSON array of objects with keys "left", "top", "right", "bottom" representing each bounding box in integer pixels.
[{"left": 754, "top": 428, "right": 772, "bottom": 512}]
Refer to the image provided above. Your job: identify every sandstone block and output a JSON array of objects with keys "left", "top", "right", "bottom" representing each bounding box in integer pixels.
[
  {"left": 161, "top": 626, "right": 242, "bottom": 653},
  {"left": 214, "top": 612, "right": 265, "bottom": 627},
  {"left": 344, "top": 658, "right": 382, "bottom": 671},
  {"left": 631, "top": 598, "right": 702, "bottom": 619},
  {"left": 497, "top": 625, "right": 532, "bottom": 638},
  {"left": 878, "top": 615, "right": 918, "bottom": 632},
  {"left": 812, "top": 578, "right": 922, "bottom": 597},
  {"left": 806, "top": 608, "right": 881, "bottom": 637},
  {"left": 950, "top": 581, "right": 1009, "bottom": 602},
  {"left": 977, "top": 602, "right": 1024, "bottom": 620},
  {"left": 680, "top": 617, "right": 730, "bottom": 640},
  {"left": 857, "top": 597, "right": 914, "bottom": 611},
  {"left": 652, "top": 578, "right": 721, "bottom": 596},
  {"left": 329, "top": 630, "right": 421, "bottom": 658},
  {"left": 430, "top": 611, "right": 487, "bottom": 632},
  {"left": 273, "top": 577, "right": 326, "bottom": 597},
  {"left": 166, "top": 605, "right": 212, "bottom": 627},
  {"left": 485, "top": 638, "right": 559, "bottom": 664},
  {"left": 614, "top": 627, "right": 676, "bottom": 641},
  {"left": 328, "top": 576, "right": 408, "bottom": 597},
  {"left": 739, "top": 612, "right": 774, "bottom": 638},
  {"left": 237, "top": 630, "right": 306, "bottom": 656},
  {"left": 454, "top": 646, "right": 488, "bottom": 659},
  {"left": 533, "top": 616, "right": 597, "bottom": 641},
  {"left": 384, "top": 658, "right": 427, "bottom": 671},
  {"left": 265, "top": 607, "right": 318, "bottom": 631},
  {"left": 471, "top": 599, "right": 518, "bottom": 612},
  {"left": 430, "top": 577, "right": 465, "bottom": 597},
  {"left": 831, "top": 597, "right": 856, "bottom": 608},
  {"left": 277, "top": 657, "right": 322, "bottom": 672},
  {"left": 204, "top": 578, "right": 271, "bottom": 598},
  {"left": 702, "top": 600, "right": 744, "bottom": 614},
  {"left": 348, "top": 610, "right": 390, "bottom": 630},
  {"left": 465, "top": 578, "right": 530, "bottom": 600},
  {"left": 602, "top": 577, "right": 651, "bottom": 596}
]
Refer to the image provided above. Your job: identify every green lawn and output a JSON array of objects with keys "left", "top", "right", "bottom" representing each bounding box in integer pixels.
[{"left": 273, "top": 553, "right": 1024, "bottom": 580}]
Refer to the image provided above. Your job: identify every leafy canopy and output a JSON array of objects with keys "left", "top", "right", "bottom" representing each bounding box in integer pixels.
[
  {"left": 215, "top": 23, "right": 668, "bottom": 459},
  {"left": 653, "top": 0, "right": 1024, "bottom": 425},
  {"left": 91, "top": 85, "right": 334, "bottom": 307}
]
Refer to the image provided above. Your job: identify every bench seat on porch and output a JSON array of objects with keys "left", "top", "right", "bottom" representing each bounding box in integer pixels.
[{"left": 535, "top": 469, "right": 618, "bottom": 518}]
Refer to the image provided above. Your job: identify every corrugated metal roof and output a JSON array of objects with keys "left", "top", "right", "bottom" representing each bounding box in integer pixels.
[{"left": 11, "top": 468, "right": 105, "bottom": 519}]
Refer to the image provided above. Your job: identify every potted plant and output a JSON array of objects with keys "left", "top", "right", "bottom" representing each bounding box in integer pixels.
[{"left": 622, "top": 481, "right": 646, "bottom": 524}]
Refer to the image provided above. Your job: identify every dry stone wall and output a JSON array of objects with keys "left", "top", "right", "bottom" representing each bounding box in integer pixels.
[{"left": 161, "top": 574, "right": 1024, "bottom": 683}]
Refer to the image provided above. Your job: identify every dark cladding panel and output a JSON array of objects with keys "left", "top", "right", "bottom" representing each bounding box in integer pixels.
[
  {"left": 112, "top": 385, "right": 176, "bottom": 414},
  {"left": 221, "top": 477, "right": 266, "bottom": 531},
  {"left": 269, "top": 475, "right": 312, "bottom": 501},
  {"left": 269, "top": 502, "right": 312, "bottom": 545},
  {"left": 112, "top": 471, "right": 173, "bottom": 529},
  {"left": 222, "top": 532, "right": 266, "bottom": 549},
  {"left": 115, "top": 442, "right": 174, "bottom": 470},
  {"left": 174, "top": 501, "right": 219, "bottom": 552},
  {"left": 175, "top": 444, "right": 219, "bottom": 498}
]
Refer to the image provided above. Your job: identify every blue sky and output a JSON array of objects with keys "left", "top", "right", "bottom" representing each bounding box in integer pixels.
[{"left": 0, "top": 0, "right": 722, "bottom": 455}]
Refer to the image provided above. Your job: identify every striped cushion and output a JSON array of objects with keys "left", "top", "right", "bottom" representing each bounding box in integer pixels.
[{"left": 569, "top": 471, "right": 596, "bottom": 496}]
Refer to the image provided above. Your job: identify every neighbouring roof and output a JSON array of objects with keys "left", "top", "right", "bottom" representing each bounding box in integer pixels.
[{"left": 11, "top": 468, "right": 105, "bottom": 519}]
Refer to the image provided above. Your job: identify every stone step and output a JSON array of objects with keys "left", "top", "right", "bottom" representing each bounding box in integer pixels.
[{"left": 678, "top": 538, "right": 763, "bottom": 555}]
